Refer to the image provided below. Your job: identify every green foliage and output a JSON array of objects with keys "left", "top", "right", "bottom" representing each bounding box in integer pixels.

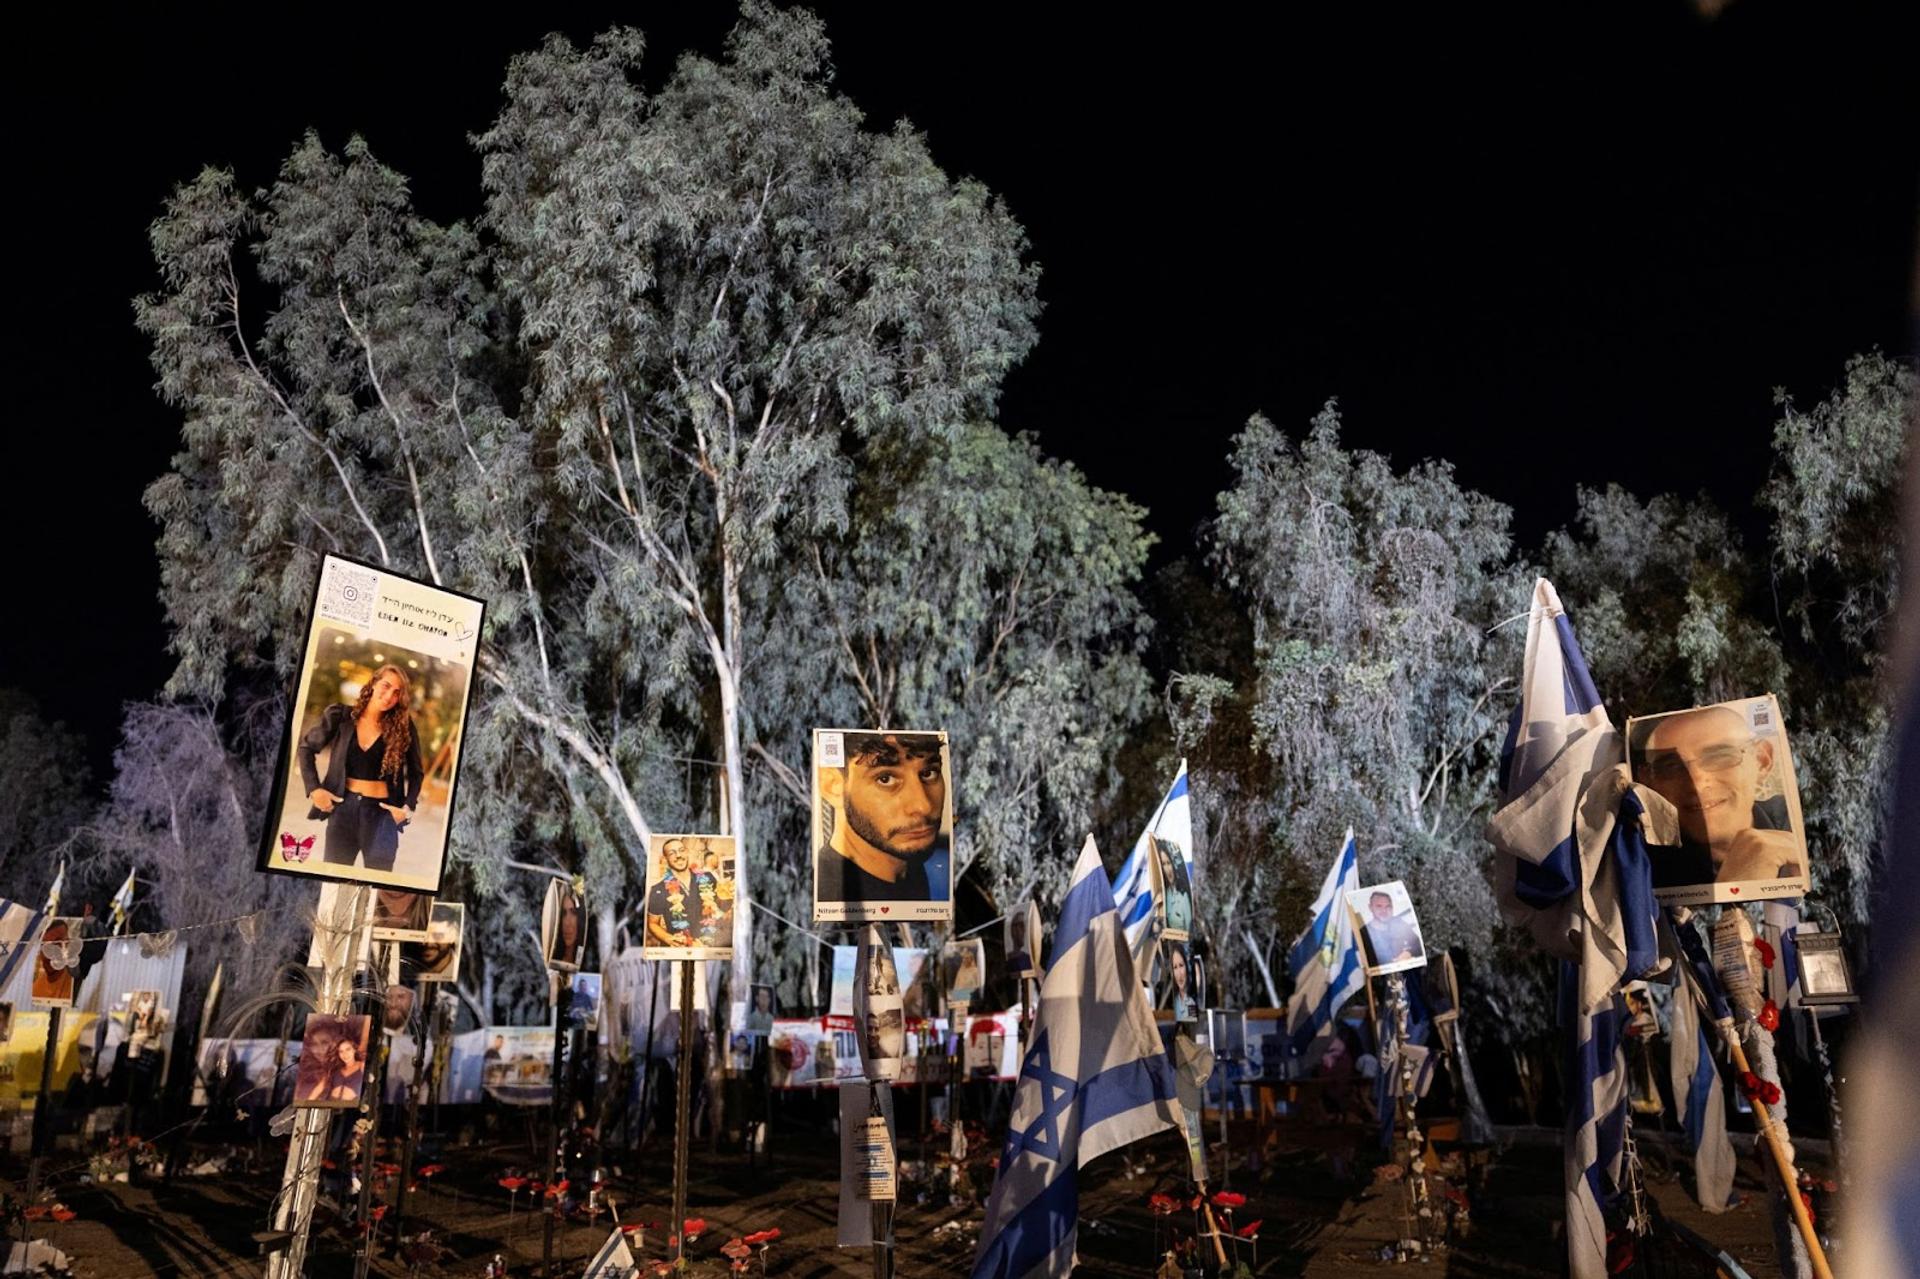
[
  {"left": 1544, "top": 484, "right": 1786, "bottom": 716},
  {"left": 1207, "top": 404, "right": 1528, "bottom": 1011}
]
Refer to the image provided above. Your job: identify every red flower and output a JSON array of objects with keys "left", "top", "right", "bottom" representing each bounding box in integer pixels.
[
  {"left": 50, "top": 1208, "right": 77, "bottom": 1224},
  {"left": 499, "top": 1176, "right": 527, "bottom": 1192},
  {"left": 1758, "top": 1000, "right": 1781, "bottom": 1032},
  {"left": 722, "top": 1238, "right": 753, "bottom": 1260},
  {"left": 1754, "top": 938, "right": 1776, "bottom": 969},
  {"left": 1739, "top": 1072, "right": 1762, "bottom": 1099},
  {"left": 1148, "top": 1193, "right": 1180, "bottom": 1216},
  {"left": 1761, "top": 1080, "right": 1782, "bottom": 1106},
  {"left": 684, "top": 1216, "right": 708, "bottom": 1240},
  {"left": 1236, "top": 1219, "right": 1262, "bottom": 1238},
  {"left": 1211, "top": 1191, "right": 1246, "bottom": 1210},
  {"left": 743, "top": 1228, "right": 782, "bottom": 1245},
  {"left": 545, "top": 1179, "right": 569, "bottom": 1199},
  {"left": 369, "top": 1205, "right": 388, "bottom": 1222},
  {"left": 417, "top": 1164, "right": 445, "bottom": 1178},
  {"left": 620, "top": 1223, "right": 645, "bottom": 1235},
  {"left": 22, "top": 1207, "right": 49, "bottom": 1222}
]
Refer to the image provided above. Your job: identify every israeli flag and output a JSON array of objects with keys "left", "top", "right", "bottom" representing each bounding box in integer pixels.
[
  {"left": 109, "top": 868, "right": 138, "bottom": 934},
  {"left": 1667, "top": 950, "right": 1736, "bottom": 1212},
  {"left": 1561, "top": 963, "right": 1632, "bottom": 1279},
  {"left": 1110, "top": 761, "right": 1192, "bottom": 968},
  {"left": 1283, "top": 828, "right": 1366, "bottom": 1055},
  {"left": 0, "top": 897, "right": 45, "bottom": 990},
  {"left": 972, "top": 835, "right": 1180, "bottom": 1279}
]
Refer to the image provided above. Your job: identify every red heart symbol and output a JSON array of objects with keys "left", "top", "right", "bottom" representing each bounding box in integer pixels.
[
  {"left": 879, "top": 907, "right": 891, "bottom": 914},
  {"left": 1728, "top": 888, "right": 1741, "bottom": 895}
]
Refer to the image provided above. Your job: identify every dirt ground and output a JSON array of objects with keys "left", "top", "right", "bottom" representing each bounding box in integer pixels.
[{"left": 2, "top": 1107, "right": 1823, "bottom": 1277}]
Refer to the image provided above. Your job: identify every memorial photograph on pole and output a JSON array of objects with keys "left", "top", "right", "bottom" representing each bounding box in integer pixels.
[
  {"left": 258, "top": 553, "right": 486, "bottom": 894},
  {"left": 541, "top": 879, "right": 588, "bottom": 972},
  {"left": 811, "top": 729, "right": 954, "bottom": 923},
  {"left": 294, "top": 1014, "right": 373, "bottom": 1108},
  {"left": 370, "top": 887, "right": 433, "bottom": 941},
  {"left": 1626, "top": 694, "right": 1812, "bottom": 905},
  {"left": 31, "top": 919, "right": 81, "bottom": 1009},
  {"left": 641, "top": 834, "right": 737, "bottom": 959},
  {"left": 399, "top": 901, "right": 464, "bottom": 982},
  {"left": 1345, "top": 881, "right": 1428, "bottom": 976}
]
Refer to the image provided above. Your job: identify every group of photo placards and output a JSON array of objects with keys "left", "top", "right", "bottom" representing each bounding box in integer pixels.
[{"left": 22, "top": 555, "right": 1859, "bottom": 1124}]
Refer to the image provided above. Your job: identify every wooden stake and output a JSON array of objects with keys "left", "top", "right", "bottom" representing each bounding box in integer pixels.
[{"left": 1718, "top": 1027, "right": 1832, "bottom": 1279}]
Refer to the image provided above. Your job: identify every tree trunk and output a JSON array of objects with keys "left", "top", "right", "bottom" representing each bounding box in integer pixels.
[{"left": 1242, "top": 928, "right": 1282, "bottom": 1007}]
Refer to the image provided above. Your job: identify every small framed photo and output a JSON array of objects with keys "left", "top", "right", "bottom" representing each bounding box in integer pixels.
[
  {"left": 742, "top": 984, "right": 777, "bottom": 1035},
  {"left": 1150, "top": 834, "right": 1193, "bottom": 943},
  {"left": 1792, "top": 931, "right": 1859, "bottom": 1007},
  {"left": 1344, "top": 881, "right": 1428, "bottom": 976},
  {"left": 811, "top": 728, "right": 954, "bottom": 923},
  {"left": 1005, "top": 900, "right": 1041, "bottom": 980},
  {"left": 31, "top": 918, "right": 83, "bottom": 1009},
  {"left": 641, "top": 834, "right": 736, "bottom": 960},
  {"left": 371, "top": 888, "right": 433, "bottom": 941},
  {"left": 1626, "top": 694, "right": 1811, "bottom": 906},
  {"left": 382, "top": 985, "right": 416, "bottom": 1035},
  {"left": 541, "top": 878, "right": 587, "bottom": 972},
  {"left": 400, "top": 901, "right": 464, "bottom": 982},
  {"left": 1161, "top": 938, "right": 1197, "bottom": 1023},
  {"left": 569, "top": 972, "right": 602, "bottom": 1030},
  {"left": 295, "top": 1014, "right": 373, "bottom": 1107},
  {"left": 940, "top": 939, "right": 985, "bottom": 1007}
]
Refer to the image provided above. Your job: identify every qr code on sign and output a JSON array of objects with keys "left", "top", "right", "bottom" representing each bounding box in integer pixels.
[{"left": 317, "top": 561, "right": 380, "bottom": 629}]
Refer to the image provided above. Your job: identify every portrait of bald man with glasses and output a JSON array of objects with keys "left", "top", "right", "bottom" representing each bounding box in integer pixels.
[{"left": 1628, "top": 698, "right": 1807, "bottom": 896}]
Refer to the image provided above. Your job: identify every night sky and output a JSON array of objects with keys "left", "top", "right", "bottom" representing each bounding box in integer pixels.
[{"left": 12, "top": 2, "right": 1917, "bottom": 778}]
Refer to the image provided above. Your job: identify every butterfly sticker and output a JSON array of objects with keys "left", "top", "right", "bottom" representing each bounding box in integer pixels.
[
  {"left": 42, "top": 937, "right": 83, "bottom": 970},
  {"left": 140, "top": 930, "right": 178, "bottom": 959},
  {"left": 268, "top": 1105, "right": 298, "bottom": 1137},
  {"left": 281, "top": 834, "right": 316, "bottom": 863}
]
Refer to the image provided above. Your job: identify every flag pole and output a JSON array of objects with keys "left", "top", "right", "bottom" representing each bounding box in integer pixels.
[{"left": 1671, "top": 930, "right": 1831, "bottom": 1279}]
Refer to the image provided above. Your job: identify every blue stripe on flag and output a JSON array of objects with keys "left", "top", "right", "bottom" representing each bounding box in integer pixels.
[
  {"left": 971, "top": 1158, "right": 1078, "bottom": 1279},
  {"left": 1080, "top": 1053, "right": 1178, "bottom": 1131},
  {"left": 1554, "top": 615, "right": 1603, "bottom": 715},
  {"left": 1611, "top": 790, "right": 1662, "bottom": 980},
  {"left": 1052, "top": 867, "right": 1113, "bottom": 971},
  {"left": 1682, "top": 1017, "right": 1717, "bottom": 1146}
]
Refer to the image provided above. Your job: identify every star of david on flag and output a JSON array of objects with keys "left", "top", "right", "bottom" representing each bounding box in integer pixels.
[{"left": 972, "top": 835, "right": 1179, "bottom": 1279}]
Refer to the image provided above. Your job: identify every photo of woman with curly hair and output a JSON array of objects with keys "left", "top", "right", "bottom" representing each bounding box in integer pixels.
[
  {"left": 299, "top": 662, "right": 424, "bottom": 876},
  {"left": 264, "top": 556, "right": 486, "bottom": 893}
]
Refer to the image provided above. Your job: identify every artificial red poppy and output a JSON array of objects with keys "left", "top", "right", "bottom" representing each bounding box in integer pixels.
[
  {"left": 684, "top": 1217, "right": 708, "bottom": 1240},
  {"left": 1149, "top": 1193, "right": 1181, "bottom": 1216},
  {"left": 1236, "top": 1219, "right": 1262, "bottom": 1238},
  {"left": 1754, "top": 938, "right": 1776, "bottom": 969},
  {"left": 723, "top": 1239, "right": 752, "bottom": 1260},
  {"left": 743, "top": 1228, "right": 783, "bottom": 1245},
  {"left": 369, "top": 1205, "right": 388, "bottom": 1222},
  {"left": 22, "top": 1207, "right": 49, "bottom": 1222},
  {"left": 1758, "top": 1000, "right": 1781, "bottom": 1032},
  {"left": 51, "top": 1208, "right": 77, "bottom": 1224},
  {"left": 1211, "top": 1191, "right": 1246, "bottom": 1210},
  {"left": 417, "top": 1164, "right": 445, "bottom": 1178}
]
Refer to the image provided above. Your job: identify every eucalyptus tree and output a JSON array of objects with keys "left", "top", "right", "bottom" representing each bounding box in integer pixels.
[
  {"left": 1209, "top": 405, "right": 1528, "bottom": 1008},
  {"left": 768, "top": 425, "right": 1155, "bottom": 920},
  {"left": 136, "top": 5, "right": 1043, "bottom": 999},
  {"left": 1543, "top": 484, "right": 1785, "bottom": 717},
  {"left": 1763, "top": 351, "right": 1914, "bottom": 929}
]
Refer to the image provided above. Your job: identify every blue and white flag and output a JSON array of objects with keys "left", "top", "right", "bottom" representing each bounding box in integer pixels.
[
  {"left": 1667, "top": 945, "right": 1736, "bottom": 1213},
  {"left": 1283, "top": 828, "right": 1366, "bottom": 1055},
  {"left": 1110, "top": 761, "right": 1192, "bottom": 969},
  {"left": 1562, "top": 966, "right": 1631, "bottom": 1279},
  {"left": 0, "top": 897, "right": 45, "bottom": 991},
  {"left": 972, "top": 835, "right": 1180, "bottom": 1279}
]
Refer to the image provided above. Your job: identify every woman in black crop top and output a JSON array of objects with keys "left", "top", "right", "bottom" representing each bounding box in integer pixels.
[{"left": 296, "top": 664, "right": 425, "bottom": 874}]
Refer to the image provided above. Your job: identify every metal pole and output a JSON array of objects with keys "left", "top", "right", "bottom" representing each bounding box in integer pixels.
[
  {"left": 268, "top": 883, "right": 374, "bottom": 1279},
  {"left": 671, "top": 960, "right": 696, "bottom": 1267},
  {"left": 391, "top": 979, "right": 429, "bottom": 1244},
  {"left": 26, "top": 1006, "right": 62, "bottom": 1203},
  {"left": 869, "top": 1079, "right": 895, "bottom": 1279},
  {"left": 543, "top": 978, "right": 572, "bottom": 1279}
]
